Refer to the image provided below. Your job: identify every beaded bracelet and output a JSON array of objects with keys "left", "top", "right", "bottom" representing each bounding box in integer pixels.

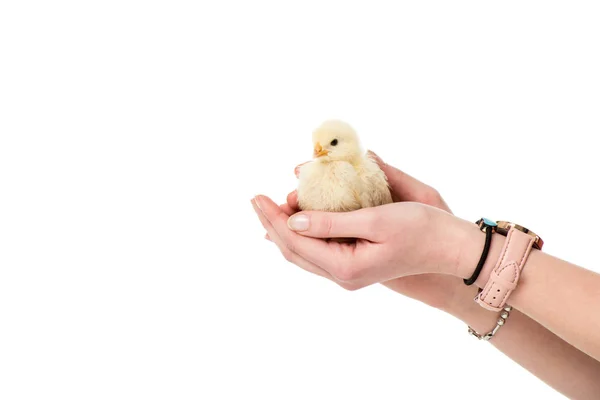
[{"left": 467, "top": 306, "right": 513, "bottom": 341}]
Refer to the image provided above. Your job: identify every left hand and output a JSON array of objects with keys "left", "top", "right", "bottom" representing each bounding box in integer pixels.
[{"left": 251, "top": 194, "right": 470, "bottom": 291}]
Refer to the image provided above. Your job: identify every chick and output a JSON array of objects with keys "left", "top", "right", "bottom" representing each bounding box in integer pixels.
[{"left": 297, "top": 120, "right": 393, "bottom": 213}]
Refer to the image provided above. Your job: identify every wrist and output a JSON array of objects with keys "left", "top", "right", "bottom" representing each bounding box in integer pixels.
[
  {"left": 425, "top": 209, "right": 477, "bottom": 276},
  {"left": 424, "top": 210, "right": 506, "bottom": 281},
  {"left": 451, "top": 291, "right": 509, "bottom": 335},
  {"left": 439, "top": 281, "right": 502, "bottom": 331},
  {"left": 455, "top": 219, "right": 506, "bottom": 286}
]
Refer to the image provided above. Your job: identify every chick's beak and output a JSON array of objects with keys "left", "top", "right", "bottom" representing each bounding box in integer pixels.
[{"left": 313, "top": 142, "right": 329, "bottom": 158}]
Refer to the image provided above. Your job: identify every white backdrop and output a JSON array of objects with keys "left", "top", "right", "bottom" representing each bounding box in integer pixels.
[{"left": 1, "top": 1, "right": 599, "bottom": 399}]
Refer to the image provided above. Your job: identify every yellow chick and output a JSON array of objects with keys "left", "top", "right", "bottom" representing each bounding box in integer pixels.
[{"left": 297, "top": 120, "right": 393, "bottom": 212}]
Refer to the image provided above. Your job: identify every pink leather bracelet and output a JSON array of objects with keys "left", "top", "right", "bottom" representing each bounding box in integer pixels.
[{"left": 475, "top": 227, "right": 536, "bottom": 312}]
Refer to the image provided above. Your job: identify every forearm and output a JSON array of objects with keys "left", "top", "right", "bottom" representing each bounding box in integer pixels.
[
  {"left": 446, "top": 285, "right": 600, "bottom": 399},
  {"left": 510, "top": 251, "right": 600, "bottom": 361},
  {"left": 456, "top": 223, "right": 600, "bottom": 361}
]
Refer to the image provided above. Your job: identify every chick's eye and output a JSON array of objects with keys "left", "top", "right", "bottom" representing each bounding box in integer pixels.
[{"left": 330, "top": 139, "right": 338, "bottom": 146}]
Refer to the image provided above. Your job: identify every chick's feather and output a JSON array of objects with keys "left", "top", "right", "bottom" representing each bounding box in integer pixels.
[{"left": 297, "top": 120, "right": 392, "bottom": 213}]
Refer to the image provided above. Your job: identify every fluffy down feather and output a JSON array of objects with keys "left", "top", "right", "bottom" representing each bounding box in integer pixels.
[{"left": 297, "top": 120, "right": 393, "bottom": 212}]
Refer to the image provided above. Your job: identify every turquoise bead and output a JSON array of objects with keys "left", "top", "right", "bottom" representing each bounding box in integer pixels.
[{"left": 482, "top": 218, "right": 497, "bottom": 227}]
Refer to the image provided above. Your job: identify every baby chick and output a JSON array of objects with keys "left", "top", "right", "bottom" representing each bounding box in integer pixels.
[{"left": 297, "top": 120, "right": 393, "bottom": 212}]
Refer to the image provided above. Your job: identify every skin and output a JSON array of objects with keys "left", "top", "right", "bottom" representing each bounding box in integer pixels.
[{"left": 252, "top": 152, "right": 600, "bottom": 399}]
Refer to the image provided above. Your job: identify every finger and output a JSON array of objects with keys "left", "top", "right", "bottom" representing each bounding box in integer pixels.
[
  {"left": 286, "top": 208, "right": 381, "bottom": 241},
  {"left": 286, "top": 190, "right": 299, "bottom": 211},
  {"left": 252, "top": 198, "right": 334, "bottom": 280},
  {"left": 255, "top": 196, "right": 365, "bottom": 275},
  {"left": 367, "top": 150, "right": 430, "bottom": 200},
  {"left": 368, "top": 150, "right": 451, "bottom": 212},
  {"left": 280, "top": 202, "right": 296, "bottom": 216}
]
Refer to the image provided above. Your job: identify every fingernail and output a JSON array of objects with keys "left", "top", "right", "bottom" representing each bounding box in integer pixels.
[
  {"left": 288, "top": 214, "right": 309, "bottom": 231},
  {"left": 253, "top": 196, "right": 263, "bottom": 211}
]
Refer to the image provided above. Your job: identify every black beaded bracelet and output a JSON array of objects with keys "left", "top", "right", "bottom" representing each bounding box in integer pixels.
[{"left": 463, "top": 218, "right": 497, "bottom": 286}]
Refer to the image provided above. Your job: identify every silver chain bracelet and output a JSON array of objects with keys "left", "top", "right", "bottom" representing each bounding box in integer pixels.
[{"left": 467, "top": 306, "right": 513, "bottom": 341}]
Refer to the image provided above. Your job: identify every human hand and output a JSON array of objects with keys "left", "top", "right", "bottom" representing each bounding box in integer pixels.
[
  {"left": 252, "top": 166, "right": 475, "bottom": 292},
  {"left": 254, "top": 152, "right": 483, "bottom": 311},
  {"left": 253, "top": 195, "right": 460, "bottom": 289}
]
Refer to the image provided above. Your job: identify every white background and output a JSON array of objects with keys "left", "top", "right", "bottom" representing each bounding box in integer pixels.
[{"left": 1, "top": 1, "right": 599, "bottom": 399}]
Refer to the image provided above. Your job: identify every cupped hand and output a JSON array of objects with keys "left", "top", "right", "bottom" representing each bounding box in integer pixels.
[
  {"left": 253, "top": 194, "right": 464, "bottom": 290},
  {"left": 252, "top": 152, "right": 476, "bottom": 303}
]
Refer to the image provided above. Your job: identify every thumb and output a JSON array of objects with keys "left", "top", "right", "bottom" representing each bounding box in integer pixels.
[{"left": 286, "top": 208, "right": 379, "bottom": 241}]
